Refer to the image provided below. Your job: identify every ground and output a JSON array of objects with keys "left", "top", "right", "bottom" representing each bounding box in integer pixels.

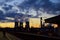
[{"left": 0, "top": 31, "right": 21, "bottom": 40}]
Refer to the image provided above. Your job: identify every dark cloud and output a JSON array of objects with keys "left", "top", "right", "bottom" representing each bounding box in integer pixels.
[
  {"left": 20, "top": 0, "right": 60, "bottom": 15},
  {"left": 5, "top": 0, "right": 13, "bottom": 2},
  {"left": 2, "top": 4, "right": 13, "bottom": 11},
  {"left": 0, "top": 0, "right": 60, "bottom": 21}
]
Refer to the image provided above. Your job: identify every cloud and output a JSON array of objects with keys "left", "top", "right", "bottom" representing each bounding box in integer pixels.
[
  {"left": 5, "top": 17, "right": 14, "bottom": 20},
  {"left": 28, "top": 8, "right": 37, "bottom": 16},
  {"left": 20, "top": 0, "right": 60, "bottom": 14},
  {"left": 38, "top": 12, "right": 56, "bottom": 19},
  {"left": 50, "top": 0, "right": 60, "bottom": 3},
  {"left": 6, "top": 0, "right": 24, "bottom": 6},
  {"left": 0, "top": 0, "right": 60, "bottom": 22},
  {"left": 0, "top": 6, "right": 6, "bottom": 14}
]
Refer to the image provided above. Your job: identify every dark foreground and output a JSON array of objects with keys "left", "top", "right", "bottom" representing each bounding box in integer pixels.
[
  {"left": 8, "top": 32, "right": 60, "bottom": 40},
  {"left": 0, "top": 28, "right": 60, "bottom": 40}
]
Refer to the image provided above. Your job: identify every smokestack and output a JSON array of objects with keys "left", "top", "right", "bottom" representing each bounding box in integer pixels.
[
  {"left": 25, "top": 17, "right": 30, "bottom": 31},
  {"left": 20, "top": 16, "right": 24, "bottom": 28},
  {"left": 20, "top": 22, "right": 23, "bottom": 28},
  {"left": 40, "top": 17, "right": 42, "bottom": 27},
  {"left": 14, "top": 15, "right": 19, "bottom": 28},
  {"left": 25, "top": 17, "right": 29, "bottom": 28},
  {"left": 25, "top": 21, "right": 29, "bottom": 28}
]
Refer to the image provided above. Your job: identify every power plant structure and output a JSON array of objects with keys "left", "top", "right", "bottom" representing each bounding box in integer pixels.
[
  {"left": 14, "top": 16, "right": 19, "bottom": 28},
  {"left": 14, "top": 16, "right": 30, "bottom": 29}
]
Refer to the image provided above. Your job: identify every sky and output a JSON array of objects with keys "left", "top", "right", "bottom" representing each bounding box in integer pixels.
[
  {"left": 0, "top": 0, "right": 60, "bottom": 19},
  {"left": 6, "top": 0, "right": 24, "bottom": 5},
  {"left": 0, "top": 0, "right": 60, "bottom": 28},
  {"left": 0, "top": 0, "right": 60, "bottom": 5},
  {"left": 0, "top": 0, "right": 59, "bottom": 17},
  {"left": 50, "top": 0, "right": 60, "bottom": 3}
]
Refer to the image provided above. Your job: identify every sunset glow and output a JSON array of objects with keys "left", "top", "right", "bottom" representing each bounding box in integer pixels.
[{"left": 0, "top": 18, "right": 41, "bottom": 28}]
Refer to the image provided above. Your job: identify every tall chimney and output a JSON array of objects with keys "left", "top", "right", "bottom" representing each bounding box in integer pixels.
[
  {"left": 15, "top": 15, "right": 18, "bottom": 28},
  {"left": 40, "top": 17, "right": 42, "bottom": 27}
]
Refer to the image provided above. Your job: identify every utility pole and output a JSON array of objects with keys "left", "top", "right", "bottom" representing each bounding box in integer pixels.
[{"left": 40, "top": 17, "right": 42, "bottom": 27}]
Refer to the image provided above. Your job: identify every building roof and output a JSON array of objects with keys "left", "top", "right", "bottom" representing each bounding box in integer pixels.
[{"left": 45, "top": 15, "right": 60, "bottom": 24}]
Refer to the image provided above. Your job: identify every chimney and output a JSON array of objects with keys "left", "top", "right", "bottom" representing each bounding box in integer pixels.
[{"left": 14, "top": 15, "right": 19, "bottom": 28}]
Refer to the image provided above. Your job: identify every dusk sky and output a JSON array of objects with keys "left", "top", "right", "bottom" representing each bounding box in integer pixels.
[
  {"left": 0, "top": 0, "right": 60, "bottom": 28},
  {"left": 0, "top": 0, "right": 60, "bottom": 20}
]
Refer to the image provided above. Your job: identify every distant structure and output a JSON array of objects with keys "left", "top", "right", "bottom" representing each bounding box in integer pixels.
[
  {"left": 45, "top": 15, "right": 60, "bottom": 36},
  {"left": 25, "top": 17, "right": 29, "bottom": 29},
  {"left": 45, "top": 15, "right": 60, "bottom": 27},
  {"left": 14, "top": 15, "right": 19, "bottom": 28},
  {"left": 40, "top": 17, "right": 42, "bottom": 27},
  {"left": 23, "top": 17, "right": 29, "bottom": 31},
  {"left": 14, "top": 15, "right": 30, "bottom": 30},
  {"left": 20, "top": 17, "right": 24, "bottom": 29}
]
